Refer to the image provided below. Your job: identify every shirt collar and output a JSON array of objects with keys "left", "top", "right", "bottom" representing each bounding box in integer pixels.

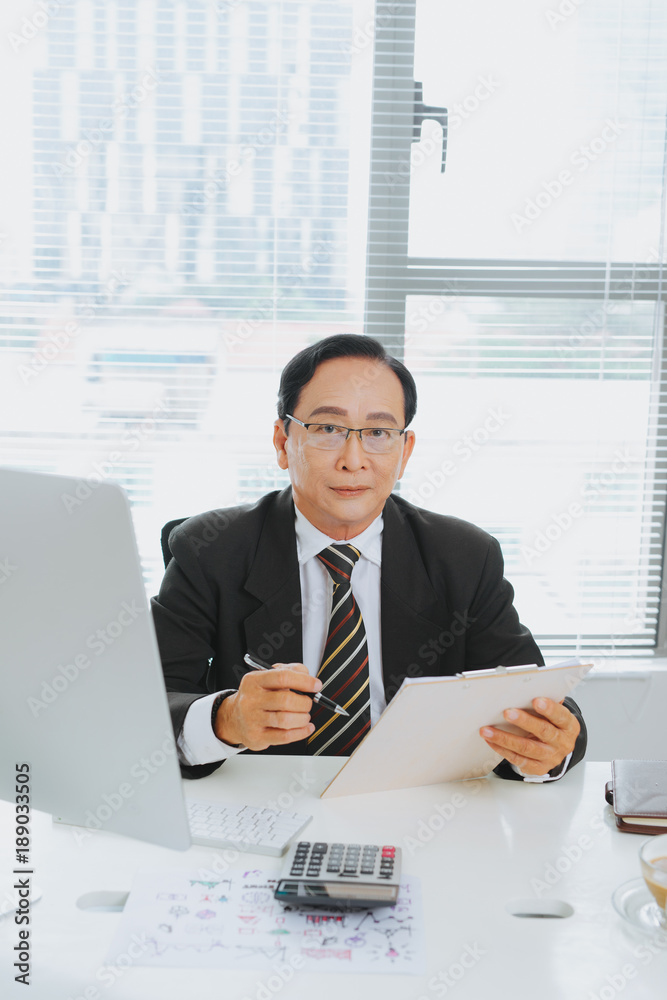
[{"left": 294, "top": 503, "right": 383, "bottom": 568}]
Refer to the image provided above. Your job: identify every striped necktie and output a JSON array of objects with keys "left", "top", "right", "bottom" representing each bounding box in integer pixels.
[{"left": 307, "top": 543, "right": 371, "bottom": 756}]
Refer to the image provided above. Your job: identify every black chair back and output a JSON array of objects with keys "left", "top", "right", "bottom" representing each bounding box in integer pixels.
[{"left": 160, "top": 517, "right": 189, "bottom": 568}]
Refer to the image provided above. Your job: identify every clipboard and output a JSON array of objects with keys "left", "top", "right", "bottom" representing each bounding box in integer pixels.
[{"left": 320, "top": 659, "right": 593, "bottom": 798}]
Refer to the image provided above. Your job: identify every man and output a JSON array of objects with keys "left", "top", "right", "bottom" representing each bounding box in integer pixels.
[{"left": 152, "top": 334, "right": 586, "bottom": 780}]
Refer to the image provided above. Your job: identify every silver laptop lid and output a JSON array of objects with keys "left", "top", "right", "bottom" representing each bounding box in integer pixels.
[{"left": 0, "top": 467, "right": 191, "bottom": 850}]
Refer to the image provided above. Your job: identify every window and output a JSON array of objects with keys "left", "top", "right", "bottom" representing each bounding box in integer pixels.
[
  {"left": 1, "top": 0, "right": 665, "bottom": 655},
  {"left": 366, "top": 0, "right": 667, "bottom": 653}
]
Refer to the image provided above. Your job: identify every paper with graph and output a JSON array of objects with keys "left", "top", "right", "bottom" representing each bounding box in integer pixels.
[{"left": 105, "top": 868, "right": 424, "bottom": 974}]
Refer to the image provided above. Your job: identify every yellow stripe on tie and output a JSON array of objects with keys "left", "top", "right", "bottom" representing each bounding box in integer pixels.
[
  {"left": 318, "top": 615, "right": 363, "bottom": 673},
  {"left": 308, "top": 678, "right": 370, "bottom": 743}
]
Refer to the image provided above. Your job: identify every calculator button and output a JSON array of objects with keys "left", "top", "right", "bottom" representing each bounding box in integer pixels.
[
  {"left": 382, "top": 847, "right": 395, "bottom": 857},
  {"left": 360, "top": 866, "right": 375, "bottom": 875}
]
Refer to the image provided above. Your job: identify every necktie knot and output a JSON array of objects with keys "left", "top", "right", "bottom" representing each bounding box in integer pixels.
[{"left": 317, "top": 543, "right": 361, "bottom": 585}]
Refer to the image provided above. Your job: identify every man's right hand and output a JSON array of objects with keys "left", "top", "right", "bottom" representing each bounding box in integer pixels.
[{"left": 213, "top": 663, "right": 321, "bottom": 751}]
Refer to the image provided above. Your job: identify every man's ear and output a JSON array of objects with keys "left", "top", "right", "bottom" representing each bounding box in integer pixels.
[
  {"left": 273, "top": 419, "right": 289, "bottom": 470},
  {"left": 396, "top": 429, "right": 416, "bottom": 480}
]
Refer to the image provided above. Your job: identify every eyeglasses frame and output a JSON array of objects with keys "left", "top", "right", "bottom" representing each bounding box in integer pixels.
[{"left": 284, "top": 413, "right": 407, "bottom": 451}]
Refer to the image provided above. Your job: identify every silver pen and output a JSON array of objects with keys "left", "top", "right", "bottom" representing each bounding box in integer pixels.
[{"left": 243, "top": 653, "right": 349, "bottom": 716}]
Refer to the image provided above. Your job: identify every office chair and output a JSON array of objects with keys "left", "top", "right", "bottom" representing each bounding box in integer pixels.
[{"left": 160, "top": 517, "right": 188, "bottom": 568}]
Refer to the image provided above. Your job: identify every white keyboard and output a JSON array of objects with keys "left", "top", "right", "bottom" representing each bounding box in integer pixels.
[{"left": 187, "top": 800, "right": 312, "bottom": 856}]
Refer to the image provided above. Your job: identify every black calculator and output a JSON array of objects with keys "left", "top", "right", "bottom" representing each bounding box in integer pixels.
[{"left": 274, "top": 840, "right": 402, "bottom": 909}]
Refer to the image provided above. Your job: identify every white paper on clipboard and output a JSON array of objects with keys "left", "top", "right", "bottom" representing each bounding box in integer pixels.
[{"left": 320, "top": 659, "right": 593, "bottom": 799}]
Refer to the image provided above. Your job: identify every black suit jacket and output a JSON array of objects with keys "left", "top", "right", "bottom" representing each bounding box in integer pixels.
[{"left": 151, "top": 487, "right": 586, "bottom": 779}]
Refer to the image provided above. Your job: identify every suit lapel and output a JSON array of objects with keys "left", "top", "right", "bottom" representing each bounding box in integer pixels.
[
  {"left": 241, "top": 490, "right": 448, "bottom": 725},
  {"left": 380, "top": 495, "right": 452, "bottom": 699},
  {"left": 243, "top": 487, "right": 303, "bottom": 666}
]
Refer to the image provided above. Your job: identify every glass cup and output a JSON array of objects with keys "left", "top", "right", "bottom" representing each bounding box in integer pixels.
[{"left": 639, "top": 834, "right": 667, "bottom": 925}]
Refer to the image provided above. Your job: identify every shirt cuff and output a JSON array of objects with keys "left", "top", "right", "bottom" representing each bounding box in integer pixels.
[
  {"left": 177, "top": 691, "right": 248, "bottom": 766},
  {"left": 510, "top": 751, "right": 573, "bottom": 783}
]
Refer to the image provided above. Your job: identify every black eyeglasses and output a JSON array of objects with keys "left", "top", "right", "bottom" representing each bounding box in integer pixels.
[{"left": 286, "top": 414, "right": 406, "bottom": 454}]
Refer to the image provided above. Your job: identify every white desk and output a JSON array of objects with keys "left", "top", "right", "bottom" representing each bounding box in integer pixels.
[{"left": 1, "top": 759, "right": 665, "bottom": 1000}]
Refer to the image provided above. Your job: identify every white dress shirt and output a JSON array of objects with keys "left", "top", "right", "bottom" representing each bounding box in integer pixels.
[{"left": 177, "top": 503, "right": 566, "bottom": 780}]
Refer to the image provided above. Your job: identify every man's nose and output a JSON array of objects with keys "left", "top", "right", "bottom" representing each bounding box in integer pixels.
[{"left": 338, "top": 431, "right": 367, "bottom": 468}]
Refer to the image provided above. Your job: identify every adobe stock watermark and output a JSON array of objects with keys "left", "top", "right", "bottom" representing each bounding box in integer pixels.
[
  {"left": 223, "top": 241, "right": 333, "bottom": 351},
  {"left": 264, "top": 768, "right": 317, "bottom": 813},
  {"left": 383, "top": 610, "right": 479, "bottom": 702},
  {"left": 403, "top": 773, "right": 493, "bottom": 858},
  {"left": 587, "top": 932, "right": 667, "bottom": 1000},
  {"left": 8, "top": 0, "right": 73, "bottom": 52},
  {"left": 214, "top": 0, "right": 245, "bottom": 12},
  {"left": 0, "top": 557, "right": 17, "bottom": 585},
  {"left": 240, "top": 955, "right": 305, "bottom": 1000},
  {"left": 385, "top": 75, "right": 500, "bottom": 192},
  {"left": 340, "top": 2, "right": 401, "bottom": 57},
  {"left": 512, "top": 118, "right": 627, "bottom": 233},
  {"left": 404, "top": 405, "right": 511, "bottom": 507},
  {"left": 545, "top": 0, "right": 588, "bottom": 30},
  {"left": 60, "top": 400, "right": 170, "bottom": 514},
  {"left": 184, "top": 108, "right": 291, "bottom": 217},
  {"left": 189, "top": 767, "right": 318, "bottom": 884},
  {"left": 18, "top": 268, "right": 129, "bottom": 385},
  {"left": 415, "top": 943, "right": 487, "bottom": 998},
  {"left": 65, "top": 933, "right": 150, "bottom": 999},
  {"left": 520, "top": 447, "right": 632, "bottom": 566},
  {"left": 27, "top": 600, "right": 145, "bottom": 718},
  {"left": 529, "top": 811, "right": 606, "bottom": 896},
  {"left": 406, "top": 282, "right": 462, "bottom": 341},
  {"left": 70, "top": 730, "right": 177, "bottom": 845},
  {"left": 52, "top": 69, "right": 159, "bottom": 177},
  {"left": 555, "top": 300, "right": 618, "bottom": 357},
  {"left": 556, "top": 244, "right": 667, "bottom": 357}
]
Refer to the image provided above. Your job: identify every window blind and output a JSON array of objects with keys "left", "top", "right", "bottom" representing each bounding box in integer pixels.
[
  {"left": 367, "top": 0, "right": 667, "bottom": 653},
  {"left": 0, "top": 0, "right": 371, "bottom": 596}
]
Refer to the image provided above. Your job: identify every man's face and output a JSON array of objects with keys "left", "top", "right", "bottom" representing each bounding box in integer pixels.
[{"left": 273, "top": 356, "right": 415, "bottom": 539}]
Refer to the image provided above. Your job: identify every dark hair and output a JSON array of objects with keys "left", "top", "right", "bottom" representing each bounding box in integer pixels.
[{"left": 277, "top": 334, "right": 417, "bottom": 431}]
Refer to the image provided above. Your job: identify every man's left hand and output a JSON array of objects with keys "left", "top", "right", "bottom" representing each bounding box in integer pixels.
[{"left": 480, "top": 698, "right": 580, "bottom": 776}]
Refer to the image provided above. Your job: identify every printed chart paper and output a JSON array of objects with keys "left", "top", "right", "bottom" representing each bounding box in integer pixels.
[{"left": 105, "top": 868, "right": 424, "bottom": 974}]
